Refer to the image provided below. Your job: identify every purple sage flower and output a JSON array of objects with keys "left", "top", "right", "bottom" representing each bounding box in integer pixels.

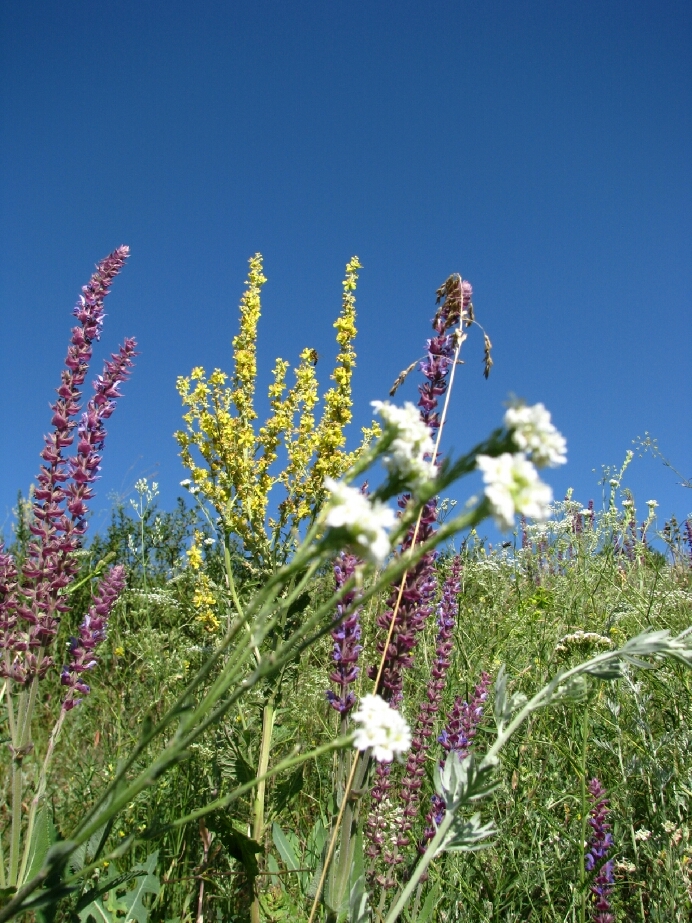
[
  {"left": 397, "top": 556, "right": 462, "bottom": 848},
  {"left": 365, "top": 276, "right": 473, "bottom": 875},
  {"left": 585, "top": 778, "right": 615, "bottom": 923},
  {"left": 326, "top": 551, "right": 363, "bottom": 716},
  {"left": 420, "top": 671, "right": 492, "bottom": 848},
  {"left": 1, "top": 247, "right": 134, "bottom": 686},
  {"left": 61, "top": 564, "right": 126, "bottom": 710}
]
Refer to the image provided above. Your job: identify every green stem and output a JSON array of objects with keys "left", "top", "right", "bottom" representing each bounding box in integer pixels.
[
  {"left": 383, "top": 814, "right": 454, "bottom": 923},
  {"left": 17, "top": 710, "right": 66, "bottom": 885},
  {"left": 250, "top": 700, "right": 275, "bottom": 923}
]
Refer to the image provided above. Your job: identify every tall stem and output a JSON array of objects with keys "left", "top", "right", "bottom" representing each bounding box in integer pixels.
[
  {"left": 9, "top": 670, "right": 41, "bottom": 887},
  {"left": 249, "top": 700, "right": 275, "bottom": 923}
]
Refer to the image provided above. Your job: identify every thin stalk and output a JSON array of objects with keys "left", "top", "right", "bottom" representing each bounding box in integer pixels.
[
  {"left": 249, "top": 700, "right": 276, "bottom": 923},
  {"left": 18, "top": 710, "right": 67, "bottom": 885},
  {"left": 9, "top": 668, "right": 42, "bottom": 887},
  {"left": 383, "top": 812, "right": 455, "bottom": 923}
]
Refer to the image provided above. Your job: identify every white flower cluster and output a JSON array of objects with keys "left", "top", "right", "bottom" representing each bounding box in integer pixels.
[
  {"left": 323, "top": 478, "right": 396, "bottom": 566},
  {"left": 352, "top": 694, "right": 412, "bottom": 762},
  {"left": 504, "top": 402, "right": 567, "bottom": 468},
  {"left": 371, "top": 400, "right": 436, "bottom": 490},
  {"left": 477, "top": 452, "right": 553, "bottom": 531}
]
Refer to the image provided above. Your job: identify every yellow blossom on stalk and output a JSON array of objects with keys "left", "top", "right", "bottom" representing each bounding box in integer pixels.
[
  {"left": 186, "top": 530, "right": 205, "bottom": 570},
  {"left": 175, "top": 254, "right": 378, "bottom": 571},
  {"left": 193, "top": 573, "right": 220, "bottom": 633}
]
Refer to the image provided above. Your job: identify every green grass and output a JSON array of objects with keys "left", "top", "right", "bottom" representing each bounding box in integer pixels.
[{"left": 4, "top": 489, "right": 690, "bottom": 922}]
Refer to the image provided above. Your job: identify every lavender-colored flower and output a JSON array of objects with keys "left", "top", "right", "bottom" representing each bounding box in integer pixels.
[
  {"left": 397, "top": 557, "right": 462, "bottom": 846},
  {"left": 1, "top": 247, "right": 133, "bottom": 686},
  {"left": 0, "top": 545, "right": 19, "bottom": 650},
  {"left": 366, "top": 497, "right": 438, "bottom": 704},
  {"left": 326, "top": 551, "right": 363, "bottom": 715},
  {"left": 585, "top": 778, "right": 615, "bottom": 923},
  {"left": 61, "top": 565, "right": 126, "bottom": 710},
  {"left": 437, "top": 671, "right": 492, "bottom": 758},
  {"left": 365, "top": 276, "right": 472, "bottom": 875},
  {"left": 419, "top": 671, "right": 492, "bottom": 847}
]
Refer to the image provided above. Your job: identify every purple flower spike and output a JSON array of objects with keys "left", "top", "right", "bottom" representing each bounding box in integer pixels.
[
  {"left": 367, "top": 497, "right": 438, "bottom": 704},
  {"left": 326, "top": 551, "right": 363, "bottom": 715},
  {"left": 0, "top": 545, "right": 19, "bottom": 655},
  {"left": 585, "top": 778, "right": 615, "bottom": 923},
  {"left": 438, "top": 671, "right": 491, "bottom": 759},
  {"left": 62, "top": 564, "right": 126, "bottom": 710},
  {"left": 1, "top": 247, "right": 133, "bottom": 686},
  {"left": 417, "top": 671, "right": 491, "bottom": 851},
  {"left": 397, "top": 557, "right": 462, "bottom": 846}
]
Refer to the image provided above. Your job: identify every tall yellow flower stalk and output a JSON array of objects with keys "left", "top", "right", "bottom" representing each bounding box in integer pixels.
[{"left": 175, "top": 254, "right": 378, "bottom": 571}]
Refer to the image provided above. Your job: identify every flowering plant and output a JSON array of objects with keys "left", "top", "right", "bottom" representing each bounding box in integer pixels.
[{"left": 2, "top": 259, "right": 692, "bottom": 923}]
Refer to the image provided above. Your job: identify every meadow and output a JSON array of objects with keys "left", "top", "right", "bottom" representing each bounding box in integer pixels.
[{"left": 1, "top": 248, "right": 691, "bottom": 923}]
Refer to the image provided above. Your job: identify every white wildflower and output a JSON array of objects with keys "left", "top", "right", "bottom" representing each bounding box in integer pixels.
[
  {"left": 371, "top": 400, "right": 436, "bottom": 489},
  {"left": 477, "top": 453, "right": 553, "bottom": 531},
  {"left": 323, "top": 478, "right": 396, "bottom": 566},
  {"left": 352, "top": 694, "right": 412, "bottom": 762},
  {"left": 180, "top": 479, "right": 191, "bottom": 488},
  {"left": 504, "top": 402, "right": 567, "bottom": 468},
  {"left": 646, "top": 499, "right": 658, "bottom": 508}
]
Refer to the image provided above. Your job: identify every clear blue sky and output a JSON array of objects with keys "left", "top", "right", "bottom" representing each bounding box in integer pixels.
[{"left": 1, "top": 0, "right": 690, "bottom": 542}]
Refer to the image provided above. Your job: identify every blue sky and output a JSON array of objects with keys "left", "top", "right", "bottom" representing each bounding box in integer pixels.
[{"left": 1, "top": 0, "right": 690, "bottom": 543}]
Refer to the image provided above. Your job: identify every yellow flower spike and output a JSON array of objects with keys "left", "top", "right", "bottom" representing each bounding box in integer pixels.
[{"left": 175, "top": 254, "right": 375, "bottom": 571}]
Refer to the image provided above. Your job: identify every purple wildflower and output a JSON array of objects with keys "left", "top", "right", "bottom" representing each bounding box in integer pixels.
[
  {"left": 585, "top": 778, "right": 615, "bottom": 923},
  {"left": 397, "top": 557, "right": 462, "bottom": 847},
  {"left": 420, "top": 671, "right": 492, "bottom": 848},
  {"left": 367, "top": 497, "right": 438, "bottom": 704},
  {"left": 61, "top": 565, "right": 126, "bottom": 710},
  {"left": 437, "top": 671, "right": 491, "bottom": 758},
  {"left": 326, "top": 551, "right": 363, "bottom": 715},
  {"left": 365, "top": 276, "right": 472, "bottom": 875},
  {"left": 0, "top": 247, "right": 133, "bottom": 686}
]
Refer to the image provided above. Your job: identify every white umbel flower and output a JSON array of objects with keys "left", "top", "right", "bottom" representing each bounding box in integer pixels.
[
  {"left": 477, "top": 453, "right": 553, "bottom": 530},
  {"left": 323, "top": 478, "right": 396, "bottom": 566},
  {"left": 504, "top": 402, "right": 567, "bottom": 468},
  {"left": 352, "top": 694, "right": 412, "bottom": 762},
  {"left": 371, "top": 400, "right": 436, "bottom": 489}
]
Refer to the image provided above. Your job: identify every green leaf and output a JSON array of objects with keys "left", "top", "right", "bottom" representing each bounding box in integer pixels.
[
  {"left": 207, "top": 813, "right": 262, "bottom": 882},
  {"left": 24, "top": 803, "right": 57, "bottom": 885},
  {"left": 415, "top": 884, "right": 440, "bottom": 923},
  {"left": 272, "top": 822, "right": 300, "bottom": 872},
  {"left": 78, "top": 852, "right": 159, "bottom": 923}
]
